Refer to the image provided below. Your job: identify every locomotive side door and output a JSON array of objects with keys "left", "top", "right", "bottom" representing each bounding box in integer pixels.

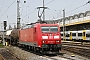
[{"left": 34, "top": 27, "right": 37, "bottom": 42}]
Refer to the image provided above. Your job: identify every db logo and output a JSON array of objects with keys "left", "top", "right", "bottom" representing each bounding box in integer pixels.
[{"left": 49, "top": 36, "right": 53, "bottom": 39}]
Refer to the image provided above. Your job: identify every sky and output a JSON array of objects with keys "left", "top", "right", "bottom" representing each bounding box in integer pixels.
[{"left": 0, "top": 0, "right": 90, "bottom": 29}]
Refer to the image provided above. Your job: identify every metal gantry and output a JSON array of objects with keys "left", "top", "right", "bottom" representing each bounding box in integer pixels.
[
  {"left": 17, "top": 0, "right": 21, "bottom": 29},
  {"left": 17, "top": 0, "right": 26, "bottom": 29}
]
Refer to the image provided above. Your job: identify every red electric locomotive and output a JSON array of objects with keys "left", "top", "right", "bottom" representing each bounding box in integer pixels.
[{"left": 19, "top": 23, "right": 61, "bottom": 54}]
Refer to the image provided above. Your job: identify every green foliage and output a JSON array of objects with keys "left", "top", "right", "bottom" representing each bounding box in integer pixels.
[{"left": 0, "top": 43, "right": 4, "bottom": 48}]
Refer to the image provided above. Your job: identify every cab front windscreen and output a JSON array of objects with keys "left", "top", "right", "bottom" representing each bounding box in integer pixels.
[{"left": 41, "top": 26, "right": 58, "bottom": 32}]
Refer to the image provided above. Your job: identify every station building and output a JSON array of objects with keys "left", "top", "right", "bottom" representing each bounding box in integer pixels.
[{"left": 45, "top": 11, "right": 90, "bottom": 31}]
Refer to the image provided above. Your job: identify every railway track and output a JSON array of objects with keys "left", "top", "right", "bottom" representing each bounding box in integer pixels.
[
  {"left": 62, "top": 41, "right": 90, "bottom": 47},
  {"left": 0, "top": 54, "right": 4, "bottom": 60},
  {"left": 62, "top": 41, "right": 90, "bottom": 59},
  {"left": 39, "top": 54, "right": 74, "bottom": 60},
  {"left": 6, "top": 46, "right": 71, "bottom": 60},
  {"left": 0, "top": 48, "right": 21, "bottom": 60},
  {"left": 4, "top": 45, "right": 88, "bottom": 60}
]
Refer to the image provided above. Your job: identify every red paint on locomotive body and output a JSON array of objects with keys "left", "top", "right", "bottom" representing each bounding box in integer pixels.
[{"left": 19, "top": 23, "right": 61, "bottom": 48}]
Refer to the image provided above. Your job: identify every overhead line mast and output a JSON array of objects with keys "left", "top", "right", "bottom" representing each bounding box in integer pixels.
[
  {"left": 63, "top": 9, "right": 66, "bottom": 41},
  {"left": 17, "top": 0, "right": 20, "bottom": 29},
  {"left": 17, "top": 0, "right": 26, "bottom": 29},
  {"left": 43, "top": 0, "right": 45, "bottom": 21},
  {"left": 37, "top": 0, "right": 48, "bottom": 21}
]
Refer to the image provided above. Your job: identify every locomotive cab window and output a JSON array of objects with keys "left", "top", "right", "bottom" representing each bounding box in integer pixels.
[
  {"left": 41, "top": 26, "right": 49, "bottom": 32},
  {"left": 41, "top": 26, "right": 58, "bottom": 32},
  {"left": 50, "top": 26, "right": 58, "bottom": 32}
]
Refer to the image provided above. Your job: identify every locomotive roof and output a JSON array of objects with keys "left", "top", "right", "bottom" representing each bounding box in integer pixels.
[
  {"left": 32, "top": 23, "right": 59, "bottom": 28},
  {"left": 36, "top": 23, "right": 59, "bottom": 26},
  {"left": 21, "top": 23, "right": 59, "bottom": 29}
]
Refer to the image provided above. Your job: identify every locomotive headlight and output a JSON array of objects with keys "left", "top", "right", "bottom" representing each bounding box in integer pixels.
[
  {"left": 54, "top": 36, "right": 59, "bottom": 39},
  {"left": 38, "top": 45, "right": 41, "bottom": 47},
  {"left": 43, "top": 41, "right": 45, "bottom": 43},
  {"left": 42, "top": 36, "right": 48, "bottom": 39}
]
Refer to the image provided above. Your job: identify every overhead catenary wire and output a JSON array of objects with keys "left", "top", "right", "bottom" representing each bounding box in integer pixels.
[
  {"left": 47, "top": 0, "right": 81, "bottom": 19},
  {"left": 49, "top": 0, "right": 89, "bottom": 19},
  {"left": 45, "top": 0, "right": 55, "bottom": 5},
  {"left": 20, "top": 0, "right": 37, "bottom": 16},
  {"left": 0, "top": 0, "right": 4, "bottom": 13},
  {"left": 66, "top": 2, "right": 89, "bottom": 15},
  {"left": 0, "top": 0, "right": 16, "bottom": 18},
  {"left": 67, "top": 7, "right": 90, "bottom": 16},
  {"left": 22, "top": 9, "right": 37, "bottom": 18},
  {"left": 64, "top": 0, "right": 82, "bottom": 9},
  {"left": 20, "top": 2, "right": 25, "bottom": 16}
]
